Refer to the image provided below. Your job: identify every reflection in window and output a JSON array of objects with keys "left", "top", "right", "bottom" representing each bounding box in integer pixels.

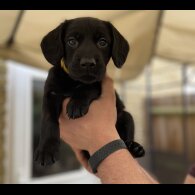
[{"left": 32, "top": 79, "right": 81, "bottom": 178}]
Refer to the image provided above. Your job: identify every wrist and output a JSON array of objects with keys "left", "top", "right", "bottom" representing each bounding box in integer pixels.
[
  {"left": 88, "top": 139, "right": 127, "bottom": 174},
  {"left": 88, "top": 128, "right": 120, "bottom": 155}
]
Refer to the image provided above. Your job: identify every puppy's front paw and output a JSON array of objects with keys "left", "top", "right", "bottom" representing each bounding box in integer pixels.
[
  {"left": 66, "top": 99, "right": 89, "bottom": 119},
  {"left": 126, "top": 141, "right": 145, "bottom": 158},
  {"left": 34, "top": 141, "right": 59, "bottom": 166}
]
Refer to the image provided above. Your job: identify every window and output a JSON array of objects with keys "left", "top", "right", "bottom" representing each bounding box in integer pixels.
[{"left": 5, "top": 61, "right": 99, "bottom": 184}]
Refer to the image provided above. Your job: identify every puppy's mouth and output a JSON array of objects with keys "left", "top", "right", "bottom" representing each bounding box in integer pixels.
[
  {"left": 79, "top": 75, "right": 97, "bottom": 84},
  {"left": 81, "top": 75, "right": 96, "bottom": 81}
]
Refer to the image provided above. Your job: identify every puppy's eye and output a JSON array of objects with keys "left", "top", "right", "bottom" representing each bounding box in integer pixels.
[
  {"left": 67, "top": 38, "right": 79, "bottom": 48},
  {"left": 97, "top": 38, "right": 108, "bottom": 48}
]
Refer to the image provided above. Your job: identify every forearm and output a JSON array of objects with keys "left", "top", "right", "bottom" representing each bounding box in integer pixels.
[
  {"left": 88, "top": 129, "right": 158, "bottom": 184},
  {"left": 97, "top": 149, "right": 157, "bottom": 184}
]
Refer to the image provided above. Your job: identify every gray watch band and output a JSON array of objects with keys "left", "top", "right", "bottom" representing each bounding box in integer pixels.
[{"left": 88, "top": 139, "right": 127, "bottom": 173}]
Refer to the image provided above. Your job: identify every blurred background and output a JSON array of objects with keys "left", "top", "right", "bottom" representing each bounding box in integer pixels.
[{"left": 0, "top": 10, "right": 195, "bottom": 184}]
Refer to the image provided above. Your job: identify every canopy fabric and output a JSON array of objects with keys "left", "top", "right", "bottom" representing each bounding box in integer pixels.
[
  {"left": 156, "top": 10, "right": 195, "bottom": 64},
  {"left": 0, "top": 10, "right": 194, "bottom": 81}
]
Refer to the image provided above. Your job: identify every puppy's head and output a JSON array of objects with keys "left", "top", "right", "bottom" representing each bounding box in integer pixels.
[{"left": 41, "top": 17, "right": 129, "bottom": 84}]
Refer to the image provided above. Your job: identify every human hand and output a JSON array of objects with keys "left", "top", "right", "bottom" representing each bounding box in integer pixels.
[{"left": 59, "top": 76, "right": 120, "bottom": 156}]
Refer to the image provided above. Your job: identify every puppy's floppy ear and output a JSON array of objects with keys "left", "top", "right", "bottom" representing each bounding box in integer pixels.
[
  {"left": 40, "top": 21, "right": 67, "bottom": 66},
  {"left": 108, "top": 22, "right": 130, "bottom": 68}
]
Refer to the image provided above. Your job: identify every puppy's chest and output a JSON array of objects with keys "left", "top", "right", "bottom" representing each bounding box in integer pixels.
[{"left": 50, "top": 76, "right": 81, "bottom": 97}]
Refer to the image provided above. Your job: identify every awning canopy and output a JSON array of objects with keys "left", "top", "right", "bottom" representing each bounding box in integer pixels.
[{"left": 0, "top": 10, "right": 195, "bottom": 81}]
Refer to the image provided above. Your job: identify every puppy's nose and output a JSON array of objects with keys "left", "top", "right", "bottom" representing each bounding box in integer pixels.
[{"left": 80, "top": 58, "right": 96, "bottom": 69}]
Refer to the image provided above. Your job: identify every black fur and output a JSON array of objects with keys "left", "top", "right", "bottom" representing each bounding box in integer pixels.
[{"left": 34, "top": 17, "right": 145, "bottom": 166}]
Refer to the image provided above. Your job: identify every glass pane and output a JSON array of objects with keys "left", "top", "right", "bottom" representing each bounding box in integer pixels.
[{"left": 32, "top": 79, "right": 81, "bottom": 178}]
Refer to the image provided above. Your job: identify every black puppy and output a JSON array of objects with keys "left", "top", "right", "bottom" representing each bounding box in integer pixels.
[{"left": 34, "top": 17, "right": 145, "bottom": 166}]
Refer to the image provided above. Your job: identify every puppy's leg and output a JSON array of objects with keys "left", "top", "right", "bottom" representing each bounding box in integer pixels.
[
  {"left": 115, "top": 93, "right": 145, "bottom": 158},
  {"left": 66, "top": 82, "right": 101, "bottom": 119},
  {"left": 34, "top": 93, "right": 64, "bottom": 166}
]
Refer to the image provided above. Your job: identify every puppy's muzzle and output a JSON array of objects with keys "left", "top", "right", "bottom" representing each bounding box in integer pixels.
[{"left": 80, "top": 57, "right": 96, "bottom": 69}]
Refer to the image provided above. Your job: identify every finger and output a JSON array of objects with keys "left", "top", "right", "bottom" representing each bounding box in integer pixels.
[
  {"left": 184, "top": 175, "right": 195, "bottom": 184},
  {"left": 189, "top": 164, "right": 195, "bottom": 177},
  {"left": 60, "top": 98, "right": 70, "bottom": 117},
  {"left": 102, "top": 76, "right": 114, "bottom": 93},
  {"left": 184, "top": 164, "right": 195, "bottom": 184},
  {"left": 101, "top": 76, "right": 115, "bottom": 99},
  {"left": 62, "top": 98, "right": 70, "bottom": 108},
  {"left": 72, "top": 148, "right": 92, "bottom": 173}
]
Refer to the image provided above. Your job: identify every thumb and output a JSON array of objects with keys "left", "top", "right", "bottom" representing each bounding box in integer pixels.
[
  {"left": 61, "top": 98, "right": 70, "bottom": 117},
  {"left": 101, "top": 76, "right": 115, "bottom": 99}
]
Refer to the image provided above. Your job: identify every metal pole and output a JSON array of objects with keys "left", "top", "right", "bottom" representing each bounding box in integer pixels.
[
  {"left": 149, "top": 10, "right": 164, "bottom": 60},
  {"left": 181, "top": 64, "right": 189, "bottom": 167},
  {"left": 120, "top": 81, "right": 127, "bottom": 103},
  {"left": 145, "top": 64, "right": 155, "bottom": 172},
  {"left": 145, "top": 10, "right": 164, "bottom": 173},
  {"left": 6, "top": 10, "right": 25, "bottom": 47}
]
